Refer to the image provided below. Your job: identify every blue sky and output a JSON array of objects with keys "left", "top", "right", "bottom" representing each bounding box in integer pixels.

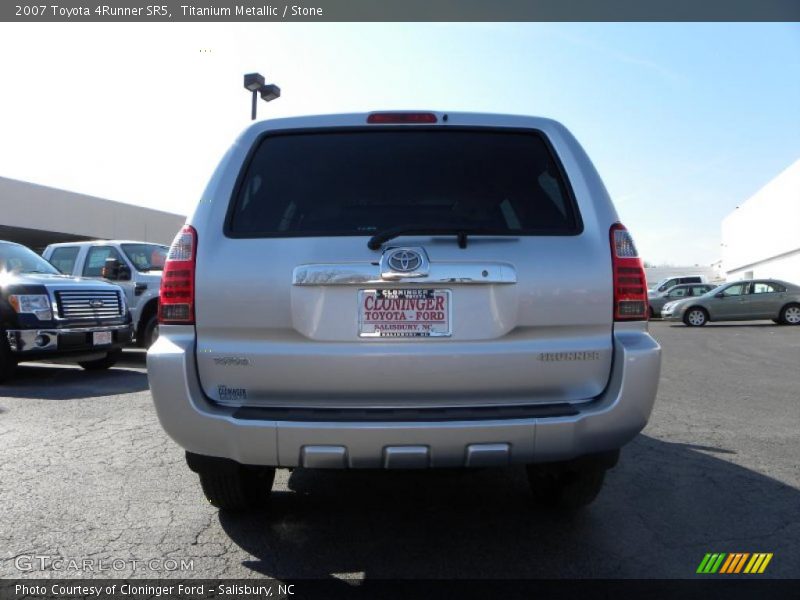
[{"left": 0, "top": 22, "right": 798, "bottom": 264}]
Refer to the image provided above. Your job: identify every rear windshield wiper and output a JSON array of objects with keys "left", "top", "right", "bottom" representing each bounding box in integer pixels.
[{"left": 367, "top": 226, "right": 493, "bottom": 250}]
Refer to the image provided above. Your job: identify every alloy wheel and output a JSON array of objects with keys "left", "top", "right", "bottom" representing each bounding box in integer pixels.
[{"left": 687, "top": 310, "right": 706, "bottom": 326}]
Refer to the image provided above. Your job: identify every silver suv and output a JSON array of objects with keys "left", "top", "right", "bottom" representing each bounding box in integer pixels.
[{"left": 147, "top": 111, "right": 662, "bottom": 511}]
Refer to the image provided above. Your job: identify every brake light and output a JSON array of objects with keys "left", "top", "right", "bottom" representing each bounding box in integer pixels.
[
  {"left": 610, "top": 223, "right": 648, "bottom": 321},
  {"left": 367, "top": 112, "right": 438, "bottom": 124},
  {"left": 159, "top": 225, "right": 197, "bottom": 325}
]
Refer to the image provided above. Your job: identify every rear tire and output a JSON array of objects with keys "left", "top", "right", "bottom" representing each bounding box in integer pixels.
[
  {"left": 683, "top": 307, "right": 708, "bottom": 327},
  {"left": 779, "top": 303, "right": 800, "bottom": 326},
  {"left": 0, "top": 331, "right": 17, "bottom": 383},
  {"left": 526, "top": 451, "right": 617, "bottom": 510},
  {"left": 197, "top": 467, "right": 275, "bottom": 511},
  {"left": 78, "top": 349, "right": 122, "bottom": 370}
]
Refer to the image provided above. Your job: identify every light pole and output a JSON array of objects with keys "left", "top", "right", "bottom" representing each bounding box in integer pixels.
[{"left": 244, "top": 73, "right": 281, "bottom": 120}]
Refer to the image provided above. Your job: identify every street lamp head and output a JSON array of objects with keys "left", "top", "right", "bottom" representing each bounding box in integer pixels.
[
  {"left": 243, "top": 72, "right": 265, "bottom": 92},
  {"left": 260, "top": 84, "right": 281, "bottom": 102}
]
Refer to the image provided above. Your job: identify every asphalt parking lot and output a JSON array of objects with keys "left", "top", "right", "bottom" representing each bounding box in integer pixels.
[{"left": 1, "top": 321, "right": 798, "bottom": 580}]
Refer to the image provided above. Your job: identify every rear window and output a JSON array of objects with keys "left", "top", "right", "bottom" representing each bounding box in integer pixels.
[{"left": 227, "top": 130, "right": 580, "bottom": 237}]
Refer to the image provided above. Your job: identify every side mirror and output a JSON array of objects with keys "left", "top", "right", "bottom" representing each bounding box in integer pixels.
[
  {"left": 714, "top": 292, "right": 725, "bottom": 298},
  {"left": 101, "top": 257, "right": 120, "bottom": 280},
  {"left": 117, "top": 265, "right": 132, "bottom": 281},
  {"left": 101, "top": 257, "right": 130, "bottom": 281}
]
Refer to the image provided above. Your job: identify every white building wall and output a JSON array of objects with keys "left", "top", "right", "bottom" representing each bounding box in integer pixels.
[
  {"left": 721, "top": 159, "right": 800, "bottom": 284},
  {"left": 726, "top": 250, "right": 800, "bottom": 284}
]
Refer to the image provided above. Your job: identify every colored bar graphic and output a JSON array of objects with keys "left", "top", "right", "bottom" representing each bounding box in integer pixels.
[
  {"left": 744, "top": 554, "right": 759, "bottom": 574},
  {"left": 758, "top": 553, "right": 773, "bottom": 573},
  {"left": 720, "top": 553, "right": 741, "bottom": 574},
  {"left": 701, "top": 552, "right": 773, "bottom": 575},
  {"left": 698, "top": 553, "right": 727, "bottom": 573},
  {"left": 734, "top": 553, "right": 750, "bottom": 573},
  {"left": 697, "top": 553, "right": 714, "bottom": 573},
  {"left": 719, "top": 553, "right": 736, "bottom": 573},
  {"left": 711, "top": 553, "right": 726, "bottom": 573}
]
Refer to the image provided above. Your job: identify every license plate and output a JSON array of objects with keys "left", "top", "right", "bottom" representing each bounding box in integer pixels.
[
  {"left": 359, "top": 289, "right": 451, "bottom": 338},
  {"left": 92, "top": 331, "right": 113, "bottom": 346}
]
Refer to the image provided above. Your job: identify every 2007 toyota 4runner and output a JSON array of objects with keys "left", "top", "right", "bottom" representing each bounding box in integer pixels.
[{"left": 147, "top": 111, "right": 662, "bottom": 511}]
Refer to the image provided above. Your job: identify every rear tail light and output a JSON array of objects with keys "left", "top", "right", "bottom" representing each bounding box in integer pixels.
[
  {"left": 610, "top": 223, "right": 648, "bottom": 321},
  {"left": 367, "top": 112, "right": 438, "bottom": 124},
  {"left": 159, "top": 225, "right": 197, "bottom": 325}
]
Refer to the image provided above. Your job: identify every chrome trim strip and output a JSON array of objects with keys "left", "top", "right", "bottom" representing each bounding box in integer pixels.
[{"left": 292, "top": 262, "right": 517, "bottom": 285}]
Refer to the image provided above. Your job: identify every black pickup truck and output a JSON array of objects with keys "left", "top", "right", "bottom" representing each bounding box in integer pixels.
[{"left": 0, "top": 240, "right": 133, "bottom": 382}]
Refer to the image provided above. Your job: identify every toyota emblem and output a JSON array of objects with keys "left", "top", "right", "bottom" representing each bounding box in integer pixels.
[{"left": 387, "top": 249, "right": 423, "bottom": 273}]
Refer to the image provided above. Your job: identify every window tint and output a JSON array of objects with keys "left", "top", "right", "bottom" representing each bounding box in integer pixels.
[
  {"left": 0, "top": 242, "right": 59, "bottom": 275},
  {"left": 48, "top": 247, "right": 80, "bottom": 274},
  {"left": 229, "top": 130, "right": 579, "bottom": 237},
  {"left": 659, "top": 279, "right": 679, "bottom": 291},
  {"left": 721, "top": 283, "right": 749, "bottom": 297},
  {"left": 83, "top": 246, "right": 124, "bottom": 277},
  {"left": 691, "top": 285, "right": 713, "bottom": 296},
  {"left": 669, "top": 288, "right": 687, "bottom": 297},
  {"left": 121, "top": 244, "right": 167, "bottom": 272},
  {"left": 753, "top": 282, "right": 783, "bottom": 294},
  {"left": 679, "top": 277, "right": 701, "bottom": 284}
]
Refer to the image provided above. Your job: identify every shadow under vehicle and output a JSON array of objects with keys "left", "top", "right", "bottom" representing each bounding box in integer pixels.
[{"left": 216, "top": 435, "right": 799, "bottom": 581}]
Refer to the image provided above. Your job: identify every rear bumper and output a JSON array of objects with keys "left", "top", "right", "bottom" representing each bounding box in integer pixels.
[{"left": 147, "top": 324, "right": 661, "bottom": 468}]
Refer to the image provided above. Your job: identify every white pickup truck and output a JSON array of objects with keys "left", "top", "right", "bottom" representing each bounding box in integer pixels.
[{"left": 43, "top": 240, "right": 167, "bottom": 348}]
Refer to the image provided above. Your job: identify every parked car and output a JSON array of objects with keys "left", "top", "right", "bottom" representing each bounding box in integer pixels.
[
  {"left": 661, "top": 279, "right": 800, "bottom": 326},
  {"left": 147, "top": 111, "right": 662, "bottom": 511},
  {"left": 649, "top": 283, "right": 716, "bottom": 318},
  {"left": 43, "top": 240, "right": 167, "bottom": 348},
  {"left": 0, "top": 241, "right": 133, "bottom": 383},
  {"left": 648, "top": 275, "right": 707, "bottom": 295}
]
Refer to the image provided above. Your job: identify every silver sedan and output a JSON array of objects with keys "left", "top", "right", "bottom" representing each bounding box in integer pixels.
[{"left": 661, "top": 279, "right": 800, "bottom": 327}]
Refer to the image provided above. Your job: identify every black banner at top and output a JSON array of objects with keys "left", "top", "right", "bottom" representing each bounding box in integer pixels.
[{"left": 2, "top": 0, "right": 800, "bottom": 22}]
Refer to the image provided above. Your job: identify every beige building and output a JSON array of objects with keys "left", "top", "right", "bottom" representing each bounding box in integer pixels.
[{"left": 0, "top": 176, "right": 185, "bottom": 252}]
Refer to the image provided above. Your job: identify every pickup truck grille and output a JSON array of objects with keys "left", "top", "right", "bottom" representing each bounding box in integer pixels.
[{"left": 55, "top": 290, "right": 123, "bottom": 319}]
